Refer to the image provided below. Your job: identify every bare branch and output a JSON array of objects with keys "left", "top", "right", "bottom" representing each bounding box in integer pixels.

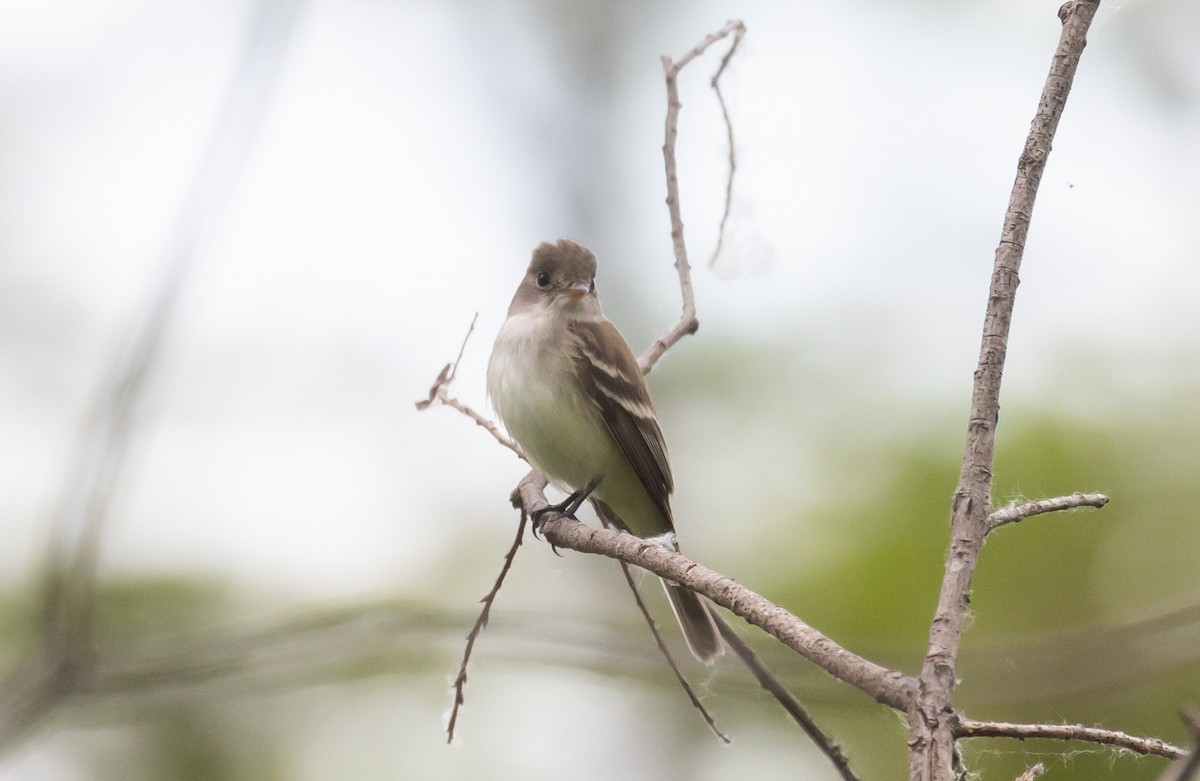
[
  {"left": 987, "top": 492, "right": 1109, "bottom": 532},
  {"left": 446, "top": 503, "right": 530, "bottom": 743},
  {"left": 438, "top": 394, "right": 524, "bottom": 459},
  {"left": 717, "top": 620, "right": 859, "bottom": 781},
  {"left": 416, "top": 363, "right": 453, "bottom": 411},
  {"left": 511, "top": 479, "right": 916, "bottom": 711},
  {"left": 957, "top": 718, "right": 1186, "bottom": 761},
  {"left": 417, "top": 313, "right": 477, "bottom": 411},
  {"left": 614, "top": 559, "right": 729, "bottom": 743},
  {"left": 417, "top": 314, "right": 525, "bottom": 459},
  {"left": 641, "top": 19, "right": 746, "bottom": 374},
  {"left": 707, "top": 25, "right": 746, "bottom": 269},
  {"left": 911, "top": 3, "right": 1101, "bottom": 778}
]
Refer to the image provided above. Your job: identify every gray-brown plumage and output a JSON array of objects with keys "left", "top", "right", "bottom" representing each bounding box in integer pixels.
[{"left": 487, "top": 239, "right": 723, "bottom": 663}]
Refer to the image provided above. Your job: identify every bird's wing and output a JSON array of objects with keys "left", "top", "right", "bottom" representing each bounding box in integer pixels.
[{"left": 570, "top": 319, "right": 674, "bottom": 526}]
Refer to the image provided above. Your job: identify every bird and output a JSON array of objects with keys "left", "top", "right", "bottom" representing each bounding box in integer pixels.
[{"left": 487, "top": 239, "right": 723, "bottom": 663}]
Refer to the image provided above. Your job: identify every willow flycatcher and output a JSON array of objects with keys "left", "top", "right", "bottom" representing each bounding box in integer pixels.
[{"left": 487, "top": 239, "right": 723, "bottom": 663}]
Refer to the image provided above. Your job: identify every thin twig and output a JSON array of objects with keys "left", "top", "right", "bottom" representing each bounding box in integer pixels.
[
  {"left": 589, "top": 497, "right": 727, "bottom": 739},
  {"left": 446, "top": 504, "right": 529, "bottom": 743},
  {"left": 614, "top": 560, "right": 729, "bottom": 743},
  {"left": 513, "top": 487, "right": 916, "bottom": 711},
  {"left": 707, "top": 24, "right": 746, "bottom": 269},
  {"left": 716, "top": 619, "right": 859, "bottom": 781},
  {"left": 641, "top": 19, "right": 746, "bottom": 374},
  {"left": 956, "top": 718, "right": 1186, "bottom": 761},
  {"left": 445, "top": 312, "right": 475, "bottom": 385},
  {"left": 416, "top": 313, "right": 477, "bottom": 411},
  {"left": 417, "top": 313, "right": 525, "bottom": 459},
  {"left": 438, "top": 394, "right": 524, "bottom": 459},
  {"left": 987, "top": 491, "right": 1109, "bottom": 532},
  {"left": 911, "top": 3, "right": 1101, "bottom": 779}
]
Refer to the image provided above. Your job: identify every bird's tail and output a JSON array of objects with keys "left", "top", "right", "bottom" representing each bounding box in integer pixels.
[
  {"left": 589, "top": 497, "right": 724, "bottom": 663},
  {"left": 662, "top": 579, "right": 724, "bottom": 664}
]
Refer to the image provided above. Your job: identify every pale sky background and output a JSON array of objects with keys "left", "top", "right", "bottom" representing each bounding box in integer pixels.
[{"left": 0, "top": 1, "right": 1197, "bottom": 778}]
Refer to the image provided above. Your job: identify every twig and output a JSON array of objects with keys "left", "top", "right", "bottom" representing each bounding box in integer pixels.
[
  {"left": 614, "top": 560, "right": 729, "bottom": 743},
  {"left": 910, "top": 3, "right": 1101, "bottom": 779},
  {"left": 642, "top": 19, "right": 746, "bottom": 374},
  {"left": 716, "top": 619, "right": 859, "bottom": 781},
  {"left": 512, "top": 482, "right": 916, "bottom": 710},
  {"left": 446, "top": 503, "right": 530, "bottom": 743},
  {"left": 417, "top": 313, "right": 477, "bottom": 412},
  {"left": 417, "top": 313, "right": 525, "bottom": 459},
  {"left": 588, "top": 494, "right": 727, "bottom": 739},
  {"left": 987, "top": 492, "right": 1109, "bottom": 532},
  {"left": 956, "top": 718, "right": 1186, "bottom": 761},
  {"left": 438, "top": 394, "right": 524, "bottom": 459},
  {"left": 707, "top": 24, "right": 746, "bottom": 269}
]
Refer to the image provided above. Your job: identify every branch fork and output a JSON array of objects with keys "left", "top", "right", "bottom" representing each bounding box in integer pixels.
[{"left": 424, "top": 7, "right": 1188, "bottom": 780}]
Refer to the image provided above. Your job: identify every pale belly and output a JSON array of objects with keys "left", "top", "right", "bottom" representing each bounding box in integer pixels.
[
  {"left": 487, "top": 313, "right": 611, "bottom": 491},
  {"left": 486, "top": 312, "right": 668, "bottom": 536}
]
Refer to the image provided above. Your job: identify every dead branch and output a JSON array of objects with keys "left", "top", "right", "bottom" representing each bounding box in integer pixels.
[
  {"left": 707, "top": 24, "right": 745, "bottom": 269},
  {"left": 987, "top": 492, "right": 1109, "bottom": 532},
  {"left": 957, "top": 718, "right": 1186, "bottom": 761},
  {"left": 416, "top": 312, "right": 476, "bottom": 410},
  {"left": 614, "top": 559, "right": 729, "bottom": 743},
  {"left": 641, "top": 19, "right": 746, "bottom": 374},
  {"left": 514, "top": 473, "right": 916, "bottom": 711},
  {"left": 417, "top": 314, "right": 525, "bottom": 458},
  {"left": 533, "top": 517, "right": 915, "bottom": 712},
  {"left": 910, "top": 3, "right": 1101, "bottom": 778},
  {"left": 445, "top": 506, "right": 529, "bottom": 743},
  {"left": 717, "top": 620, "right": 859, "bottom": 781}
]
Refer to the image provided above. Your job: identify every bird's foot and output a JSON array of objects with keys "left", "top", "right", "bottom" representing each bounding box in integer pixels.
[{"left": 530, "top": 478, "right": 600, "bottom": 551}]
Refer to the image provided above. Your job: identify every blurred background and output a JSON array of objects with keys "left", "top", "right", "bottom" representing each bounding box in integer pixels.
[{"left": 1, "top": 0, "right": 1198, "bottom": 779}]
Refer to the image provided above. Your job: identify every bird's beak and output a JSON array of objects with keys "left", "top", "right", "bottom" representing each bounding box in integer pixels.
[{"left": 563, "top": 281, "right": 591, "bottom": 300}]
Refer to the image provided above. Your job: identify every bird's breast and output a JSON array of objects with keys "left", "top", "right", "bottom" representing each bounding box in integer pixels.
[{"left": 487, "top": 312, "right": 613, "bottom": 492}]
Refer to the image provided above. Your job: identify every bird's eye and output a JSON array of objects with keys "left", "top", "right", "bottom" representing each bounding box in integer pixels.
[{"left": 535, "top": 271, "right": 551, "bottom": 289}]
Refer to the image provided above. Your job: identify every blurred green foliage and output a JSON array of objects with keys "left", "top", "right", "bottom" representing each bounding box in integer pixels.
[{"left": 93, "top": 577, "right": 231, "bottom": 648}]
